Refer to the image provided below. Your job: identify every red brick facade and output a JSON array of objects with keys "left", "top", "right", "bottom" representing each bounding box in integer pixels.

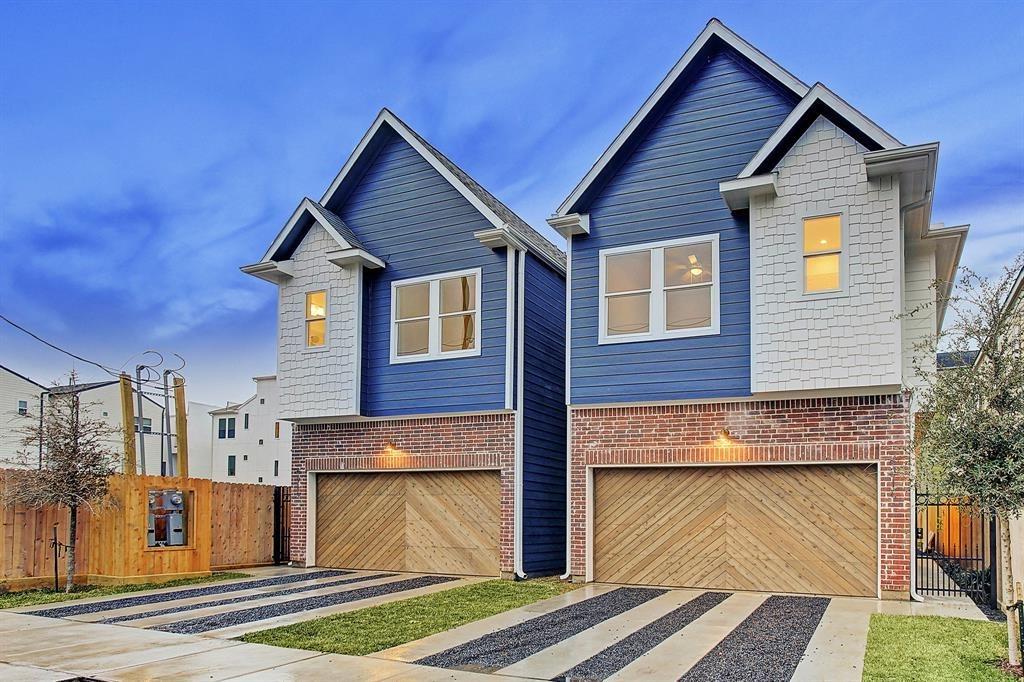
[
  {"left": 289, "top": 412, "right": 515, "bottom": 572},
  {"left": 570, "top": 393, "right": 912, "bottom": 597}
]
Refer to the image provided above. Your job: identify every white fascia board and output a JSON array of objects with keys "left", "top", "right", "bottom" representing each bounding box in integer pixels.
[
  {"left": 320, "top": 109, "right": 563, "bottom": 274},
  {"left": 259, "top": 198, "right": 353, "bottom": 263},
  {"left": 554, "top": 18, "right": 809, "bottom": 217},
  {"left": 326, "top": 248, "right": 385, "bottom": 270},
  {"left": 923, "top": 223, "right": 969, "bottom": 333},
  {"left": 739, "top": 83, "right": 902, "bottom": 179},
  {"left": 546, "top": 213, "right": 590, "bottom": 237},
  {"left": 474, "top": 226, "right": 530, "bottom": 253},
  {"left": 719, "top": 173, "right": 777, "bottom": 211},
  {"left": 239, "top": 259, "right": 295, "bottom": 284}
]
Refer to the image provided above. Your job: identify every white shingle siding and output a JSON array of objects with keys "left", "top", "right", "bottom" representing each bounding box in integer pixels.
[
  {"left": 750, "top": 116, "right": 902, "bottom": 393},
  {"left": 277, "top": 225, "right": 359, "bottom": 419},
  {"left": 901, "top": 245, "right": 937, "bottom": 399}
]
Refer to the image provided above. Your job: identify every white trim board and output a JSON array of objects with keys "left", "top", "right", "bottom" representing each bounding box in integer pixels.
[{"left": 554, "top": 18, "right": 808, "bottom": 217}]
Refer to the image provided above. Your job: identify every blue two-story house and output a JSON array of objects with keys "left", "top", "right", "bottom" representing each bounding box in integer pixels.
[
  {"left": 548, "top": 19, "right": 966, "bottom": 599},
  {"left": 243, "top": 109, "right": 567, "bottom": 578}
]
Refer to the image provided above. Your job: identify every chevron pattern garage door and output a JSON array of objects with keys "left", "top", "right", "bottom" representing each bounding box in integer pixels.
[
  {"left": 315, "top": 471, "right": 499, "bottom": 576},
  {"left": 593, "top": 464, "right": 877, "bottom": 597}
]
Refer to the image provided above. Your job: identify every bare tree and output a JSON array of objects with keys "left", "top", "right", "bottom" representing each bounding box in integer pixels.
[
  {"left": 908, "top": 254, "right": 1024, "bottom": 666},
  {"left": 0, "top": 371, "right": 121, "bottom": 592}
]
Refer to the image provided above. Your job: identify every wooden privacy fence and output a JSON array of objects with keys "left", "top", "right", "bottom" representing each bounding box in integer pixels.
[{"left": 1, "top": 472, "right": 286, "bottom": 591}]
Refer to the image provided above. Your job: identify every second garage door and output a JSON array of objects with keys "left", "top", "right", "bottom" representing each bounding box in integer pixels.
[
  {"left": 315, "top": 470, "right": 499, "bottom": 576},
  {"left": 593, "top": 464, "right": 877, "bottom": 596}
]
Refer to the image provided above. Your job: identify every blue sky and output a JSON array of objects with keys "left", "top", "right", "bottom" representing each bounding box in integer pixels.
[{"left": 1, "top": 0, "right": 1022, "bottom": 404}]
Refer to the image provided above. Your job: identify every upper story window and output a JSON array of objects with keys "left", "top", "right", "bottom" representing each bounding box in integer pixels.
[
  {"left": 218, "top": 417, "right": 236, "bottom": 439},
  {"left": 135, "top": 417, "right": 153, "bottom": 434},
  {"left": 243, "top": 413, "right": 249, "bottom": 429},
  {"left": 305, "top": 290, "right": 327, "bottom": 348},
  {"left": 274, "top": 421, "right": 280, "bottom": 439},
  {"left": 803, "top": 214, "right": 842, "bottom": 293},
  {"left": 599, "top": 234, "right": 720, "bottom": 344},
  {"left": 227, "top": 455, "right": 236, "bottom": 477},
  {"left": 17, "top": 400, "right": 28, "bottom": 416},
  {"left": 390, "top": 268, "right": 481, "bottom": 364}
]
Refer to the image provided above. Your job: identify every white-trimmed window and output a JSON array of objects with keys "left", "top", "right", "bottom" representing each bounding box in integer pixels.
[
  {"left": 305, "top": 290, "right": 327, "bottom": 348},
  {"left": 390, "top": 268, "right": 481, "bottom": 363},
  {"left": 802, "top": 214, "right": 842, "bottom": 293},
  {"left": 599, "top": 234, "right": 720, "bottom": 344}
]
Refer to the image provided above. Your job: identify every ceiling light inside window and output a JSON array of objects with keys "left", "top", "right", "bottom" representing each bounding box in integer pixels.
[{"left": 688, "top": 254, "right": 703, "bottom": 278}]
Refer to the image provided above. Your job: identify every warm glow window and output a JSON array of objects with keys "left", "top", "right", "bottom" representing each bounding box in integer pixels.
[
  {"left": 391, "top": 269, "right": 481, "bottom": 363},
  {"left": 803, "top": 215, "right": 842, "bottom": 293},
  {"left": 305, "top": 290, "right": 327, "bottom": 347},
  {"left": 600, "top": 235, "right": 719, "bottom": 343}
]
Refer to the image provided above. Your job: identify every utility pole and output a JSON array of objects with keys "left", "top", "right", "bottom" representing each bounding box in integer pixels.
[
  {"left": 134, "top": 365, "right": 147, "bottom": 475},
  {"left": 119, "top": 373, "right": 137, "bottom": 474},
  {"left": 162, "top": 370, "right": 174, "bottom": 476},
  {"left": 173, "top": 377, "right": 189, "bottom": 478}
]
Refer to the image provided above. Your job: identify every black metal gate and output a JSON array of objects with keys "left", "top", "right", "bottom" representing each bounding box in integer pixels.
[
  {"left": 915, "top": 488, "right": 997, "bottom": 607},
  {"left": 273, "top": 486, "right": 292, "bottom": 565}
]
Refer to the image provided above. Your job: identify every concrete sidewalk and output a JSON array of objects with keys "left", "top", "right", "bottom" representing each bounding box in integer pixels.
[{"left": 0, "top": 611, "right": 525, "bottom": 681}]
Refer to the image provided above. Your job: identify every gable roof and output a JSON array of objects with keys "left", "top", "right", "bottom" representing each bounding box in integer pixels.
[
  {"left": 260, "top": 197, "right": 370, "bottom": 263},
  {"left": 319, "top": 108, "right": 565, "bottom": 272},
  {"left": 49, "top": 380, "right": 118, "bottom": 395},
  {"left": 552, "top": 18, "right": 809, "bottom": 218},
  {"left": 737, "top": 83, "right": 902, "bottom": 178},
  {"left": 0, "top": 364, "right": 47, "bottom": 390}
]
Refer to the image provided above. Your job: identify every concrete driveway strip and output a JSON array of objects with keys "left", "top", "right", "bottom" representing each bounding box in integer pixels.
[
  {"left": 202, "top": 576, "right": 486, "bottom": 640},
  {"left": 96, "top": 641, "right": 324, "bottom": 682},
  {"left": 415, "top": 587, "right": 668, "bottom": 673},
  {"left": 0, "top": 662, "right": 70, "bottom": 682},
  {"left": 67, "top": 571, "right": 374, "bottom": 623},
  {"left": 606, "top": 592, "right": 768, "bottom": 681},
  {"left": 791, "top": 597, "right": 874, "bottom": 682},
  {"left": 109, "top": 572, "right": 401, "bottom": 629},
  {"left": 224, "top": 653, "right": 532, "bottom": 682},
  {"left": 496, "top": 589, "right": 709, "bottom": 679},
  {"left": 373, "top": 583, "right": 619, "bottom": 663}
]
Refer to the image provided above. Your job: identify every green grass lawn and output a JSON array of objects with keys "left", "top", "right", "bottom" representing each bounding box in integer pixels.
[
  {"left": 863, "top": 613, "right": 1017, "bottom": 681},
  {"left": 0, "top": 571, "right": 250, "bottom": 610},
  {"left": 240, "top": 577, "right": 578, "bottom": 656}
]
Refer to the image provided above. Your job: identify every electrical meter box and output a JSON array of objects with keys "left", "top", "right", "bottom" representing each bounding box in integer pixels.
[{"left": 147, "top": 489, "right": 187, "bottom": 547}]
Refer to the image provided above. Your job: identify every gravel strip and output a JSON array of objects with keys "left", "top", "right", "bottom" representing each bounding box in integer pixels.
[
  {"left": 679, "top": 595, "right": 830, "bottom": 682},
  {"left": 553, "top": 591, "right": 731, "bottom": 681},
  {"left": 154, "top": 575, "right": 460, "bottom": 635},
  {"left": 28, "top": 570, "right": 351, "bottom": 619},
  {"left": 416, "top": 587, "right": 667, "bottom": 672},
  {"left": 100, "top": 572, "right": 397, "bottom": 624}
]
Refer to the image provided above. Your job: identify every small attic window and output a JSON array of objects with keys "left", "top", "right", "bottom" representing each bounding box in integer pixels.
[{"left": 803, "top": 215, "right": 843, "bottom": 293}]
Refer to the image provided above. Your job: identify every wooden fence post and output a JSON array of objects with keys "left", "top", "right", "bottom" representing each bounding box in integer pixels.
[
  {"left": 173, "top": 377, "right": 189, "bottom": 478},
  {"left": 119, "top": 373, "right": 137, "bottom": 475}
]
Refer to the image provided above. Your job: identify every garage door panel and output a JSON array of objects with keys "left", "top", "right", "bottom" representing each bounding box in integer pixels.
[
  {"left": 594, "top": 464, "right": 877, "bottom": 597},
  {"left": 316, "top": 470, "right": 499, "bottom": 576}
]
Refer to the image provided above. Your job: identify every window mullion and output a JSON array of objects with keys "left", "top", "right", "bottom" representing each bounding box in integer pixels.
[{"left": 651, "top": 247, "right": 664, "bottom": 336}]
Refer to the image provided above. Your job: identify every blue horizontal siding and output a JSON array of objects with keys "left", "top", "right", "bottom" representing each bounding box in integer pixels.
[
  {"left": 521, "top": 252, "right": 567, "bottom": 576},
  {"left": 570, "top": 46, "right": 798, "bottom": 405},
  {"left": 334, "top": 129, "right": 507, "bottom": 416}
]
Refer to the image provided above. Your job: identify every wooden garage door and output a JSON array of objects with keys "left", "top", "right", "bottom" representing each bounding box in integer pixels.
[
  {"left": 594, "top": 464, "right": 877, "bottom": 597},
  {"left": 315, "top": 470, "right": 499, "bottom": 576}
]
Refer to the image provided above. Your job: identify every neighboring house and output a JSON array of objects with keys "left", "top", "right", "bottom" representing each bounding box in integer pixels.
[
  {"left": 243, "top": 110, "right": 567, "bottom": 577},
  {"left": 0, "top": 365, "right": 216, "bottom": 478},
  {"left": 208, "top": 375, "right": 291, "bottom": 485},
  {"left": 547, "top": 19, "right": 967, "bottom": 598},
  {"left": 0, "top": 364, "right": 47, "bottom": 465}
]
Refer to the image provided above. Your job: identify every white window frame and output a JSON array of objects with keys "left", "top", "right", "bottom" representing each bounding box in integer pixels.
[
  {"left": 598, "top": 233, "right": 720, "bottom": 345},
  {"left": 799, "top": 211, "right": 847, "bottom": 298},
  {"left": 17, "top": 400, "right": 28, "bottom": 416},
  {"left": 390, "top": 267, "right": 483, "bottom": 364},
  {"left": 304, "top": 288, "right": 329, "bottom": 351}
]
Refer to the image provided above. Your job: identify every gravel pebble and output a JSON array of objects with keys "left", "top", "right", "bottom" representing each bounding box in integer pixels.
[
  {"left": 679, "top": 595, "right": 830, "bottom": 682},
  {"left": 416, "top": 587, "right": 667, "bottom": 672},
  {"left": 154, "top": 575, "right": 459, "bottom": 634},
  {"left": 29, "top": 570, "right": 351, "bottom": 619},
  {"left": 555, "top": 591, "right": 731, "bottom": 681},
  {"left": 100, "top": 573, "right": 397, "bottom": 624}
]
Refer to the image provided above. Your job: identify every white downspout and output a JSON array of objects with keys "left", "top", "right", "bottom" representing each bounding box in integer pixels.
[
  {"left": 560, "top": 236, "right": 573, "bottom": 581},
  {"left": 514, "top": 248, "right": 527, "bottom": 579}
]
